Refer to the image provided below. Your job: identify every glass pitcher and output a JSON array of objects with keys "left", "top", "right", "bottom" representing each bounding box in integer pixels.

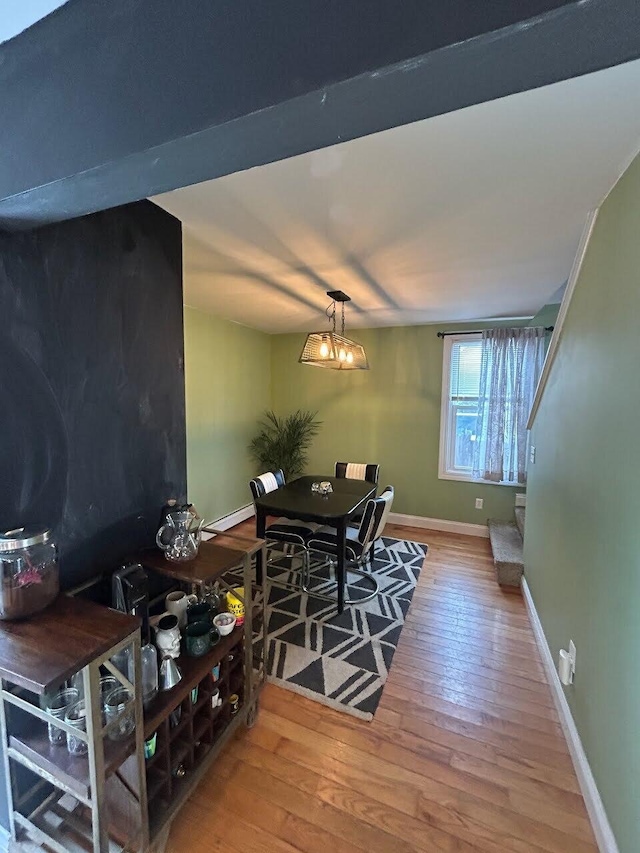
[{"left": 155, "top": 508, "right": 203, "bottom": 562}]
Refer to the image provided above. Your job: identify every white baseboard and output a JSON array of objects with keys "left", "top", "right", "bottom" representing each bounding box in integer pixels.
[
  {"left": 200, "top": 506, "right": 488, "bottom": 540},
  {"left": 387, "top": 512, "right": 488, "bottom": 538},
  {"left": 202, "top": 504, "right": 255, "bottom": 539},
  {"left": 521, "top": 578, "right": 618, "bottom": 853}
]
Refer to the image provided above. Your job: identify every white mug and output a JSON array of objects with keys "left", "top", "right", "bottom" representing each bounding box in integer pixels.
[{"left": 165, "top": 591, "right": 197, "bottom": 629}]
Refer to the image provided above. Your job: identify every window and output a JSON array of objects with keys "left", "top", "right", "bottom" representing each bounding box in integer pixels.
[
  {"left": 439, "top": 329, "right": 544, "bottom": 484},
  {"left": 439, "top": 334, "right": 483, "bottom": 482}
]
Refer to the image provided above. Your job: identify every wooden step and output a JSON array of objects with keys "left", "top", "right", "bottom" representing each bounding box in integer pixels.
[{"left": 488, "top": 520, "right": 524, "bottom": 587}]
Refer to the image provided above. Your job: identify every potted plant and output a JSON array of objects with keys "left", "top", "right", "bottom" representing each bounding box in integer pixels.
[{"left": 249, "top": 410, "right": 321, "bottom": 481}]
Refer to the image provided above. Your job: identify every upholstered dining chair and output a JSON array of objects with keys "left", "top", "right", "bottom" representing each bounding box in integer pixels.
[
  {"left": 334, "top": 461, "right": 380, "bottom": 523},
  {"left": 334, "top": 462, "right": 380, "bottom": 485},
  {"left": 248, "top": 470, "right": 315, "bottom": 590},
  {"left": 305, "top": 485, "right": 395, "bottom": 606}
]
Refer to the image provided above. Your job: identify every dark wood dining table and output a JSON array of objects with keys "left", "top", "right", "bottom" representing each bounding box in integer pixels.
[{"left": 254, "top": 475, "right": 377, "bottom": 613}]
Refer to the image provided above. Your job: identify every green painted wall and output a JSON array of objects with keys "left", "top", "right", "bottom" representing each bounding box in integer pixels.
[
  {"left": 184, "top": 306, "right": 271, "bottom": 522},
  {"left": 530, "top": 301, "right": 560, "bottom": 330},
  {"left": 270, "top": 322, "right": 520, "bottom": 524},
  {"left": 524, "top": 153, "right": 640, "bottom": 853}
]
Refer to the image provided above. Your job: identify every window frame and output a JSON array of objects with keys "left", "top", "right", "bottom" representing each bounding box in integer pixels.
[{"left": 438, "top": 333, "right": 484, "bottom": 483}]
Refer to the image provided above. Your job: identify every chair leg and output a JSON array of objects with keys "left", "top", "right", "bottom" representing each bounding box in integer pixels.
[
  {"left": 264, "top": 540, "right": 309, "bottom": 593},
  {"left": 303, "top": 552, "right": 379, "bottom": 605}
]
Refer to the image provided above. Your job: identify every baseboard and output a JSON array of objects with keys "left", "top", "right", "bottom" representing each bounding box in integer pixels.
[
  {"left": 202, "top": 504, "right": 255, "bottom": 539},
  {"left": 521, "top": 578, "right": 618, "bottom": 853},
  {"left": 204, "top": 505, "right": 489, "bottom": 540},
  {"left": 387, "top": 512, "right": 488, "bottom": 538}
]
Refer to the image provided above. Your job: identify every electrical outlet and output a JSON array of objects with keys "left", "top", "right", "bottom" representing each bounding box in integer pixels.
[
  {"left": 569, "top": 640, "right": 577, "bottom": 677},
  {"left": 530, "top": 445, "right": 536, "bottom": 464},
  {"left": 475, "top": 498, "right": 484, "bottom": 510}
]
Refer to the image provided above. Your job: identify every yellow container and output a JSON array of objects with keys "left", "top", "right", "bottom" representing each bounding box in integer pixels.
[{"left": 226, "top": 587, "right": 245, "bottom": 626}]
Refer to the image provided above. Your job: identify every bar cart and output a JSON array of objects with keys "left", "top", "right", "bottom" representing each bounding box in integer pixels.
[
  {"left": 0, "top": 596, "right": 148, "bottom": 853},
  {"left": 140, "top": 528, "right": 266, "bottom": 850}
]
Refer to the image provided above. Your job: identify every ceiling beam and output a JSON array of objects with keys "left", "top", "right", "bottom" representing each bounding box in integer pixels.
[{"left": 1, "top": 0, "right": 639, "bottom": 230}]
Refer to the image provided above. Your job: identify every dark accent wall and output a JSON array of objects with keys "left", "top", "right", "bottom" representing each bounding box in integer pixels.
[{"left": 0, "top": 200, "right": 187, "bottom": 588}]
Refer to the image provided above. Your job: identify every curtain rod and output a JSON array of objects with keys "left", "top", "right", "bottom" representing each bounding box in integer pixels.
[{"left": 437, "top": 326, "right": 554, "bottom": 338}]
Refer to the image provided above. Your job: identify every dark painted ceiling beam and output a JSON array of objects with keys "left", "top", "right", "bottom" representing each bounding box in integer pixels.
[{"left": 1, "top": 0, "right": 639, "bottom": 230}]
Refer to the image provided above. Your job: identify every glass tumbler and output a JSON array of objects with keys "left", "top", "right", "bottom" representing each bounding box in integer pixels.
[{"left": 46, "top": 688, "right": 80, "bottom": 746}]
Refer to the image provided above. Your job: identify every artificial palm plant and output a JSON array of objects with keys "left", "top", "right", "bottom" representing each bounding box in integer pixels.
[{"left": 249, "top": 410, "right": 321, "bottom": 481}]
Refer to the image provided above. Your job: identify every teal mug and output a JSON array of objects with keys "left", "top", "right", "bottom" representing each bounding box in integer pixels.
[
  {"left": 186, "top": 601, "right": 213, "bottom": 625},
  {"left": 185, "top": 621, "right": 211, "bottom": 657}
]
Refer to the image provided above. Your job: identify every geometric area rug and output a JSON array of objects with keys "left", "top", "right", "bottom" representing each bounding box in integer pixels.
[{"left": 254, "top": 537, "right": 428, "bottom": 721}]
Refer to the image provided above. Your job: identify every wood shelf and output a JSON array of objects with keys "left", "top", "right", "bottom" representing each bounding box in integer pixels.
[
  {"left": 141, "top": 534, "right": 262, "bottom": 586},
  {"left": 9, "top": 721, "right": 135, "bottom": 800},
  {"left": 143, "top": 626, "right": 243, "bottom": 737},
  {"left": 0, "top": 596, "right": 139, "bottom": 695}
]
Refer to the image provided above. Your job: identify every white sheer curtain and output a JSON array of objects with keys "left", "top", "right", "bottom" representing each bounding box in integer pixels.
[{"left": 472, "top": 327, "right": 545, "bottom": 484}]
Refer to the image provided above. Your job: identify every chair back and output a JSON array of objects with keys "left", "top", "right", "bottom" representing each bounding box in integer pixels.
[
  {"left": 357, "top": 486, "right": 394, "bottom": 553},
  {"left": 249, "top": 469, "right": 286, "bottom": 501},
  {"left": 334, "top": 462, "right": 379, "bottom": 485}
]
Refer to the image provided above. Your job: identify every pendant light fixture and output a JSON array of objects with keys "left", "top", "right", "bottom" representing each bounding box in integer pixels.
[{"left": 299, "top": 290, "right": 369, "bottom": 370}]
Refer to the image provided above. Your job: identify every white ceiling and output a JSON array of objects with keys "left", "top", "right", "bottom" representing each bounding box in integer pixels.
[
  {"left": 155, "top": 60, "right": 640, "bottom": 334},
  {"left": 0, "top": 1, "right": 68, "bottom": 44}
]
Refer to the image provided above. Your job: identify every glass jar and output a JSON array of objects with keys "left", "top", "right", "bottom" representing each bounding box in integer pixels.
[
  {"left": 0, "top": 527, "right": 59, "bottom": 619},
  {"left": 46, "top": 688, "right": 80, "bottom": 746},
  {"left": 104, "top": 687, "right": 135, "bottom": 741},
  {"left": 65, "top": 701, "right": 88, "bottom": 755}
]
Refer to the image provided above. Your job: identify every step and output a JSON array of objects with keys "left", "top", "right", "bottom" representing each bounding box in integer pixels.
[
  {"left": 488, "top": 520, "right": 524, "bottom": 588},
  {"left": 514, "top": 506, "right": 526, "bottom": 539}
]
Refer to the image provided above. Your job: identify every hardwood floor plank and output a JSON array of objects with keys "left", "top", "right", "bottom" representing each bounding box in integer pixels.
[{"left": 166, "top": 523, "right": 596, "bottom": 852}]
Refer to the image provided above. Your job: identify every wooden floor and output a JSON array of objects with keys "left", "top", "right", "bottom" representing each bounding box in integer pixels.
[{"left": 167, "top": 524, "right": 596, "bottom": 853}]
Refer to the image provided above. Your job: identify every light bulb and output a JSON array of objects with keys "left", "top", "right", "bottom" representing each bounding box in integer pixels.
[
  {"left": 346, "top": 350, "right": 354, "bottom": 364},
  {"left": 320, "top": 340, "right": 329, "bottom": 358},
  {"left": 339, "top": 348, "right": 346, "bottom": 361}
]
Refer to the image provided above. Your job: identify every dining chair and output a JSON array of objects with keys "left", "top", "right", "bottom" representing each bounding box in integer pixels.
[
  {"left": 334, "top": 461, "right": 380, "bottom": 524},
  {"left": 248, "top": 470, "right": 315, "bottom": 590},
  {"left": 305, "top": 485, "right": 395, "bottom": 606},
  {"left": 334, "top": 462, "right": 380, "bottom": 485}
]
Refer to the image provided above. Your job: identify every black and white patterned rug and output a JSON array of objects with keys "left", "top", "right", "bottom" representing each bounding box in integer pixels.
[{"left": 254, "top": 536, "right": 427, "bottom": 720}]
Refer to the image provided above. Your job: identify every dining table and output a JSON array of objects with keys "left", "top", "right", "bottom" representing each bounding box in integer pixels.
[{"left": 253, "top": 475, "right": 377, "bottom": 613}]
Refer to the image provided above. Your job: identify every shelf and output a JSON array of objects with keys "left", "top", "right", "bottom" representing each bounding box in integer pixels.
[
  {"left": 168, "top": 713, "right": 190, "bottom": 742},
  {"left": 192, "top": 691, "right": 211, "bottom": 715},
  {"left": 141, "top": 535, "right": 262, "bottom": 586},
  {"left": 0, "top": 596, "right": 139, "bottom": 696},
  {"left": 169, "top": 738, "right": 192, "bottom": 775},
  {"left": 146, "top": 769, "right": 169, "bottom": 803},
  {"left": 145, "top": 744, "right": 167, "bottom": 772},
  {"left": 192, "top": 714, "right": 211, "bottom": 745},
  {"left": 9, "top": 721, "right": 135, "bottom": 800},
  {"left": 143, "top": 627, "right": 243, "bottom": 737}
]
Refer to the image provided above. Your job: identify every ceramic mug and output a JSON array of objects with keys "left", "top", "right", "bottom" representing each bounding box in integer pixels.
[
  {"left": 155, "top": 613, "right": 181, "bottom": 659},
  {"left": 186, "top": 600, "right": 213, "bottom": 625},
  {"left": 185, "top": 620, "right": 213, "bottom": 657},
  {"left": 165, "top": 591, "right": 197, "bottom": 629}
]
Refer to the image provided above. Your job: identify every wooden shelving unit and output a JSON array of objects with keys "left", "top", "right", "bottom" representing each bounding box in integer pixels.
[
  {"left": 0, "top": 531, "right": 266, "bottom": 852},
  {"left": 0, "top": 596, "right": 148, "bottom": 853},
  {"left": 141, "top": 531, "right": 266, "bottom": 850}
]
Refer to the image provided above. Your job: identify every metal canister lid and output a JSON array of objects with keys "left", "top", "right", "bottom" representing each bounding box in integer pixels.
[{"left": 0, "top": 527, "right": 51, "bottom": 553}]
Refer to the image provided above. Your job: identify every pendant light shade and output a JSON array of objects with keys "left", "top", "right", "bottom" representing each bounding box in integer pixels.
[{"left": 299, "top": 291, "right": 369, "bottom": 370}]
